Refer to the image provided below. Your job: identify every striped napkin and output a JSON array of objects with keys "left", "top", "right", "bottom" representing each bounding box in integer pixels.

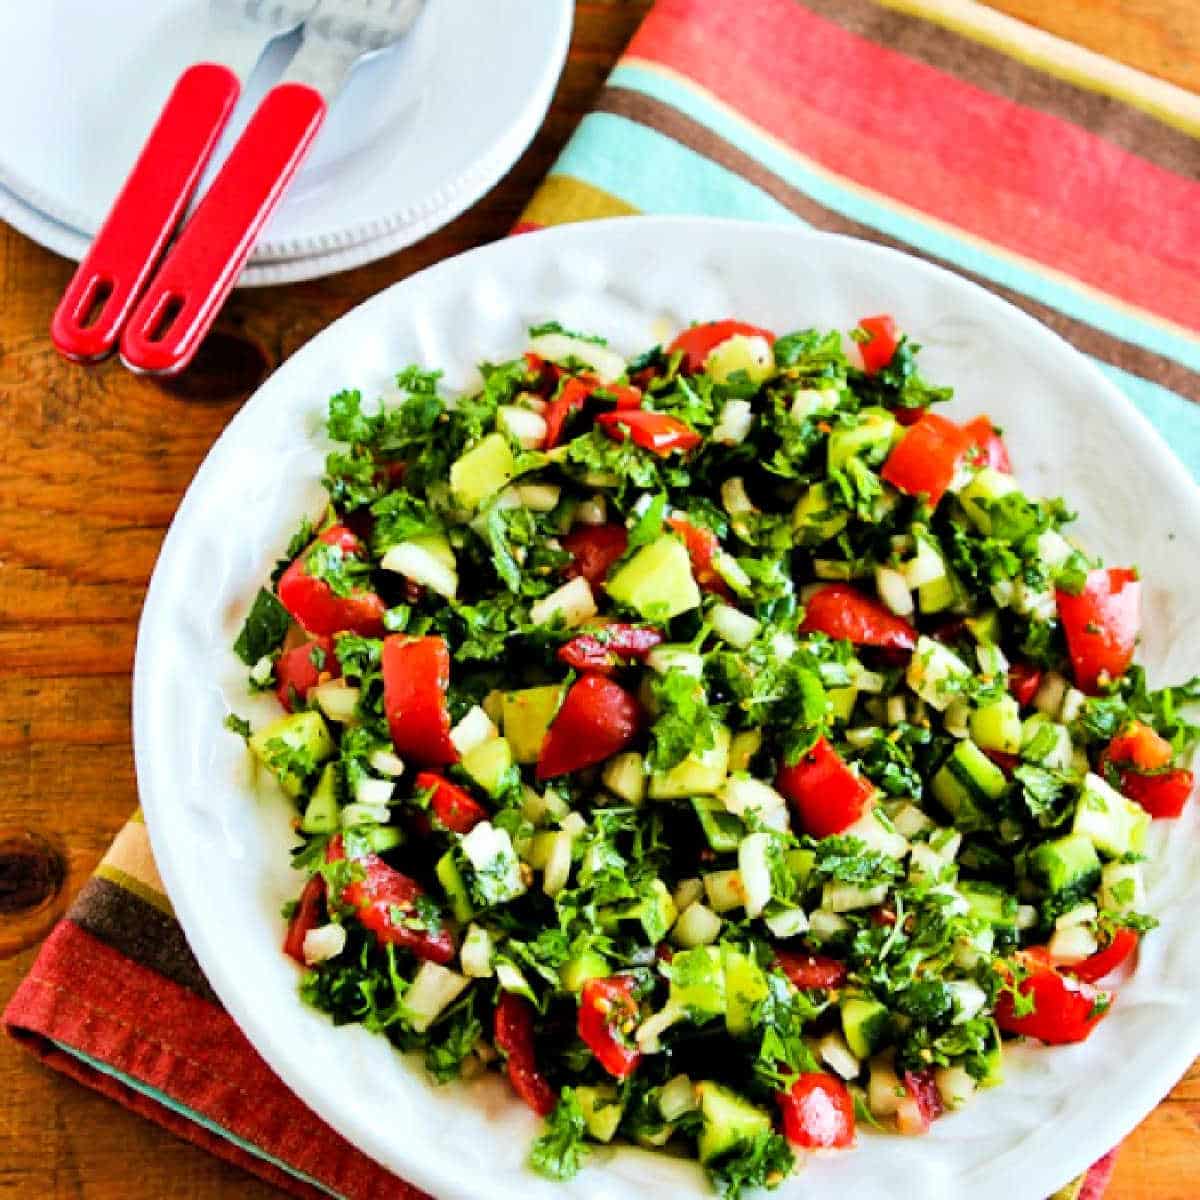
[{"left": 7, "top": 1, "right": 1197, "bottom": 1197}]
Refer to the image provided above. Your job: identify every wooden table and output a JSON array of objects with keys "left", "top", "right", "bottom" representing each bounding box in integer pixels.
[{"left": 0, "top": 2, "right": 1196, "bottom": 1195}]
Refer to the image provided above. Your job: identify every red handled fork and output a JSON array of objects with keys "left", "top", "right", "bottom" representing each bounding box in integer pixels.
[
  {"left": 120, "top": 0, "right": 424, "bottom": 377},
  {"left": 50, "top": 0, "right": 321, "bottom": 363}
]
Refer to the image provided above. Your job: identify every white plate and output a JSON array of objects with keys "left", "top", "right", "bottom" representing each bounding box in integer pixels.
[
  {"left": 0, "top": 0, "right": 569, "bottom": 276},
  {"left": 134, "top": 218, "right": 1200, "bottom": 1200}
]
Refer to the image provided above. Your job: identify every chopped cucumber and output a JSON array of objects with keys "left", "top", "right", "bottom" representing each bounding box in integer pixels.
[
  {"left": 449, "top": 433, "right": 515, "bottom": 509},
  {"left": 527, "top": 331, "right": 626, "bottom": 382},
  {"left": 828, "top": 407, "right": 897, "bottom": 472},
  {"left": 436, "top": 851, "right": 475, "bottom": 922},
  {"left": 301, "top": 763, "right": 340, "bottom": 833},
  {"left": 695, "top": 1083, "right": 772, "bottom": 1166},
  {"left": 529, "top": 577, "right": 597, "bottom": 628},
  {"left": 959, "top": 881, "right": 1016, "bottom": 929},
  {"left": 559, "top": 949, "right": 610, "bottom": 993},
  {"left": 1020, "top": 714, "right": 1074, "bottom": 770},
  {"left": 970, "top": 695, "right": 1023, "bottom": 755},
  {"left": 670, "top": 946, "right": 726, "bottom": 1022},
  {"left": 649, "top": 726, "right": 732, "bottom": 799},
  {"left": 501, "top": 685, "right": 563, "bottom": 764},
  {"left": 1073, "top": 772, "right": 1150, "bottom": 859},
  {"left": 404, "top": 962, "right": 469, "bottom": 1033},
  {"left": 692, "top": 796, "right": 744, "bottom": 854},
  {"left": 907, "top": 636, "right": 972, "bottom": 712},
  {"left": 959, "top": 468, "right": 1020, "bottom": 534},
  {"left": 792, "top": 481, "right": 849, "bottom": 546},
  {"left": 249, "top": 711, "right": 335, "bottom": 798},
  {"left": 460, "top": 736, "right": 514, "bottom": 797},
  {"left": 722, "top": 948, "right": 769, "bottom": 1037},
  {"left": 841, "top": 996, "right": 891, "bottom": 1059},
  {"left": 727, "top": 729, "right": 762, "bottom": 773},
  {"left": 576, "top": 1085, "right": 625, "bottom": 1143},
  {"left": 1100, "top": 862, "right": 1146, "bottom": 914},
  {"left": 380, "top": 534, "right": 458, "bottom": 600},
  {"left": 931, "top": 740, "right": 1007, "bottom": 825},
  {"left": 705, "top": 334, "right": 774, "bottom": 385},
  {"left": 1028, "top": 833, "right": 1102, "bottom": 896},
  {"left": 460, "top": 924, "right": 495, "bottom": 978},
  {"left": 606, "top": 535, "right": 701, "bottom": 621},
  {"left": 601, "top": 751, "right": 647, "bottom": 805},
  {"left": 672, "top": 902, "right": 724, "bottom": 949}
]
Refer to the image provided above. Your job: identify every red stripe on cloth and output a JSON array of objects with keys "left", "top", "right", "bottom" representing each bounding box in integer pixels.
[
  {"left": 629, "top": 0, "right": 1200, "bottom": 331},
  {"left": 3, "top": 920, "right": 424, "bottom": 1200},
  {"left": 1080, "top": 1150, "right": 1118, "bottom": 1200},
  {"left": 511, "top": 221, "right": 545, "bottom": 235}
]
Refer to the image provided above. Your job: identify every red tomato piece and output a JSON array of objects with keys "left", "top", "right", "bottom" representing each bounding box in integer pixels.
[
  {"left": 523, "top": 352, "right": 564, "bottom": 396},
  {"left": 494, "top": 993, "right": 557, "bottom": 1116},
  {"left": 880, "top": 413, "right": 971, "bottom": 509},
  {"left": 595, "top": 409, "right": 702, "bottom": 457},
  {"left": 1056, "top": 567, "right": 1141, "bottom": 694},
  {"left": 894, "top": 406, "right": 925, "bottom": 427},
  {"left": 578, "top": 976, "right": 643, "bottom": 1079},
  {"left": 562, "top": 523, "right": 628, "bottom": 588},
  {"left": 557, "top": 623, "right": 664, "bottom": 673},
  {"left": 275, "top": 635, "right": 338, "bottom": 712},
  {"left": 982, "top": 748, "right": 1020, "bottom": 775},
  {"left": 283, "top": 875, "right": 326, "bottom": 964},
  {"left": 773, "top": 950, "right": 848, "bottom": 991},
  {"left": 798, "top": 583, "right": 917, "bottom": 652},
  {"left": 777, "top": 736, "right": 874, "bottom": 839},
  {"left": 1008, "top": 662, "right": 1043, "bottom": 708},
  {"left": 666, "top": 514, "right": 731, "bottom": 598},
  {"left": 276, "top": 525, "right": 387, "bottom": 637},
  {"left": 415, "top": 771, "right": 488, "bottom": 835},
  {"left": 541, "top": 375, "right": 644, "bottom": 449},
  {"left": 1104, "top": 721, "right": 1173, "bottom": 771},
  {"left": 1116, "top": 768, "right": 1193, "bottom": 818},
  {"left": 994, "top": 963, "right": 1111, "bottom": 1044},
  {"left": 857, "top": 314, "right": 900, "bottom": 375},
  {"left": 777, "top": 1073, "right": 855, "bottom": 1149},
  {"left": 381, "top": 635, "right": 458, "bottom": 766},
  {"left": 898, "top": 1070, "right": 944, "bottom": 1134},
  {"left": 962, "top": 414, "right": 1013, "bottom": 473},
  {"left": 668, "top": 319, "right": 776, "bottom": 375},
  {"left": 536, "top": 673, "right": 644, "bottom": 780},
  {"left": 1069, "top": 927, "right": 1139, "bottom": 984},
  {"left": 329, "top": 840, "right": 455, "bottom": 965}
]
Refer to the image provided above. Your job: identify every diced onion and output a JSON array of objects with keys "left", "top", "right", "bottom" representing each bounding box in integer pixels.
[
  {"left": 368, "top": 748, "right": 405, "bottom": 777},
  {"left": 450, "top": 705, "right": 499, "bottom": 757},
  {"left": 527, "top": 332, "right": 626, "bottom": 382},
  {"left": 671, "top": 902, "right": 724, "bottom": 948},
  {"left": 517, "top": 483, "right": 561, "bottom": 512},
  {"left": 1034, "top": 671, "right": 1069, "bottom": 717},
  {"left": 302, "top": 923, "right": 347, "bottom": 965},
  {"left": 876, "top": 566, "right": 914, "bottom": 617},
  {"left": 1048, "top": 925, "right": 1099, "bottom": 964},
  {"left": 935, "top": 1065, "right": 976, "bottom": 1110},
  {"left": 575, "top": 495, "right": 607, "bottom": 525},
  {"left": 672, "top": 877, "right": 704, "bottom": 912},
  {"left": 711, "top": 604, "right": 760, "bottom": 649},
  {"left": 529, "top": 576, "right": 597, "bottom": 628},
  {"left": 497, "top": 404, "right": 548, "bottom": 449},
  {"left": 381, "top": 541, "right": 458, "bottom": 600},
  {"left": 312, "top": 680, "right": 361, "bottom": 724},
  {"left": 713, "top": 399, "right": 755, "bottom": 445},
  {"left": 659, "top": 1075, "right": 699, "bottom": 1121},
  {"left": 819, "top": 1032, "right": 860, "bottom": 1081}
]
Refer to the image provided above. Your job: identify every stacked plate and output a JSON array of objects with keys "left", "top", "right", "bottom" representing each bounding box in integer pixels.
[{"left": 0, "top": 0, "right": 572, "bottom": 285}]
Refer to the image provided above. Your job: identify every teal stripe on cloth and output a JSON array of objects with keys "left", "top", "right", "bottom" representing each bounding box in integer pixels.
[
  {"left": 604, "top": 62, "right": 1200, "bottom": 374},
  {"left": 50, "top": 1040, "right": 344, "bottom": 1200},
  {"left": 552, "top": 113, "right": 797, "bottom": 223}
]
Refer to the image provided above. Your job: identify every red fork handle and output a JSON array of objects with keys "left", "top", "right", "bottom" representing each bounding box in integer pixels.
[
  {"left": 120, "top": 83, "right": 327, "bottom": 375},
  {"left": 50, "top": 63, "right": 241, "bottom": 363}
]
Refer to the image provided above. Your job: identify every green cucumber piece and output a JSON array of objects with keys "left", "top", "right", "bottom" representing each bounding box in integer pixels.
[
  {"left": 841, "top": 995, "right": 891, "bottom": 1059},
  {"left": 696, "top": 1083, "right": 772, "bottom": 1166},
  {"left": 959, "top": 881, "right": 1016, "bottom": 929},
  {"left": 649, "top": 726, "right": 732, "bottom": 799},
  {"left": 722, "top": 948, "right": 768, "bottom": 1038},
  {"left": 1028, "top": 833, "right": 1102, "bottom": 895},
  {"left": 249, "top": 710, "right": 335, "bottom": 798},
  {"left": 792, "top": 481, "right": 849, "bottom": 546},
  {"left": 435, "top": 851, "right": 475, "bottom": 923},
  {"left": 459, "top": 737, "right": 514, "bottom": 797},
  {"left": 970, "top": 696, "right": 1023, "bottom": 755},
  {"left": 692, "top": 796, "right": 744, "bottom": 854},
  {"left": 576, "top": 1085, "right": 625, "bottom": 1143},
  {"left": 501, "top": 685, "right": 563, "bottom": 764},
  {"left": 669, "top": 946, "right": 726, "bottom": 1023},
  {"left": 931, "top": 741, "right": 1007, "bottom": 826},
  {"left": 301, "top": 763, "right": 340, "bottom": 833},
  {"left": 449, "top": 433, "right": 515, "bottom": 509},
  {"left": 606, "top": 535, "right": 702, "bottom": 621},
  {"left": 559, "top": 950, "right": 610, "bottom": 993},
  {"left": 828, "top": 407, "right": 897, "bottom": 472},
  {"left": 959, "top": 468, "right": 1020, "bottom": 534},
  {"left": 1073, "top": 772, "right": 1150, "bottom": 859}
]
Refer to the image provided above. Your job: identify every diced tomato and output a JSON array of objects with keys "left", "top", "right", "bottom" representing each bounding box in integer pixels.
[
  {"left": 1069, "top": 927, "right": 1139, "bottom": 984},
  {"left": 897, "top": 1070, "right": 944, "bottom": 1135},
  {"left": 668, "top": 319, "right": 776, "bottom": 375},
  {"left": 880, "top": 412, "right": 971, "bottom": 509},
  {"left": 381, "top": 635, "right": 458, "bottom": 766},
  {"left": 329, "top": 838, "right": 455, "bottom": 965},
  {"left": 894, "top": 407, "right": 925, "bottom": 427},
  {"left": 282, "top": 875, "right": 326, "bottom": 964},
  {"left": 494, "top": 993, "right": 557, "bottom": 1116},
  {"left": 1008, "top": 662, "right": 1043, "bottom": 708},
  {"left": 537, "top": 673, "right": 644, "bottom": 780},
  {"left": 798, "top": 583, "right": 917, "bottom": 652},
  {"left": 595, "top": 409, "right": 702, "bottom": 457},
  {"left": 962, "top": 414, "right": 1012, "bottom": 473},
  {"left": 777, "top": 736, "right": 874, "bottom": 838},
  {"left": 857, "top": 315, "right": 900, "bottom": 375},
  {"left": 415, "top": 771, "right": 488, "bottom": 835},
  {"left": 1104, "top": 721, "right": 1173, "bottom": 771},
  {"left": 578, "top": 976, "right": 643, "bottom": 1079},
  {"left": 777, "top": 1073, "right": 855, "bottom": 1149},
  {"left": 562, "top": 524, "right": 628, "bottom": 588},
  {"left": 983, "top": 748, "right": 1020, "bottom": 775},
  {"left": 523, "top": 352, "right": 564, "bottom": 396},
  {"left": 994, "top": 962, "right": 1111, "bottom": 1044},
  {"left": 541, "top": 374, "right": 643, "bottom": 449},
  {"left": 275, "top": 635, "right": 338, "bottom": 712},
  {"left": 1056, "top": 567, "right": 1141, "bottom": 694},
  {"left": 773, "top": 950, "right": 847, "bottom": 991},
  {"left": 666, "top": 514, "right": 731, "bottom": 597},
  {"left": 276, "top": 525, "right": 387, "bottom": 637},
  {"left": 557, "top": 623, "right": 664, "bottom": 673},
  {"left": 1119, "top": 768, "right": 1193, "bottom": 818}
]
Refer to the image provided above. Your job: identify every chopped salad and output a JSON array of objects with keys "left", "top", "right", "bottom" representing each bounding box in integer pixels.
[{"left": 227, "top": 315, "right": 1199, "bottom": 1196}]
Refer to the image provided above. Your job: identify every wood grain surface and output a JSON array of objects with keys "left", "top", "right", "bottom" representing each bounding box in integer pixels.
[{"left": 0, "top": 1, "right": 1195, "bottom": 1195}]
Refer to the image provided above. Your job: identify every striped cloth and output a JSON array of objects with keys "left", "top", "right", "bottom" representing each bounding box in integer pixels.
[{"left": 6, "top": 0, "right": 1196, "bottom": 1196}]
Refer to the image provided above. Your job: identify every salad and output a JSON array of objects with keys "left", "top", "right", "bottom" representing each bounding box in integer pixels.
[{"left": 227, "top": 315, "right": 1198, "bottom": 1196}]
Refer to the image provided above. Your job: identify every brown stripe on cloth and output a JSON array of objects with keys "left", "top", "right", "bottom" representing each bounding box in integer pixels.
[
  {"left": 69, "top": 875, "right": 219, "bottom": 1005},
  {"left": 798, "top": 0, "right": 1200, "bottom": 180},
  {"left": 595, "top": 85, "right": 1200, "bottom": 404}
]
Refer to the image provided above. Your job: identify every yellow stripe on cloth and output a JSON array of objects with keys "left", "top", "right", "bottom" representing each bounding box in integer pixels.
[
  {"left": 98, "top": 819, "right": 171, "bottom": 913},
  {"left": 876, "top": 0, "right": 1200, "bottom": 138},
  {"left": 519, "top": 174, "right": 641, "bottom": 228}
]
